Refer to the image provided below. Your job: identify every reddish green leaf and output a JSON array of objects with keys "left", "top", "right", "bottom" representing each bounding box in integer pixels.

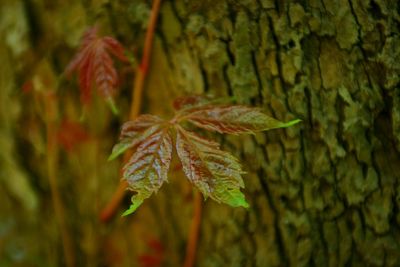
[
  {"left": 175, "top": 126, "right": 248, "bottom": 208},
  {"left": 122, "top": 128, "right": 173, "bottom": 215},
  {"left": 65, "top": 26, "right": 128, "bottom": 110},
  {"left": 183, "top": 105, "right": 301, "bottom": 134}
]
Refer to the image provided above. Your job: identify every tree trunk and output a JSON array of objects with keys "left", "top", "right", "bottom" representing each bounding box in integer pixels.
[{"left": 1, "top": 0, "right": 399, "bottom": 266}]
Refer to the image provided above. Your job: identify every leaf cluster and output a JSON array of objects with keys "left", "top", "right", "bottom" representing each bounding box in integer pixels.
[{"left": 110, "top": 96, "right": 301, "bottom": 215}]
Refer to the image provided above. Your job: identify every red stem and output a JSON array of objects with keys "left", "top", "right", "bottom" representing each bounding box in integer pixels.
[
  {"left": 183, "top": 191, "right": 202, "bottom": 267},
  {"left": 100, "top": 0, "right": 163, "bottom": 222}
]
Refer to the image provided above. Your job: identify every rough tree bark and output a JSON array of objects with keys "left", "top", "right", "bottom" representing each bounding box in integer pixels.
[
  {"left": 1, "top": 0, "right": 400, "bottom": 266},
  {"left": 147, "top": 0, "right": 400, "bottom": 266}
]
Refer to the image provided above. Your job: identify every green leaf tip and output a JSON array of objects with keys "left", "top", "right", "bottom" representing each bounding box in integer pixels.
[
  {"left": 107, "top": 154, "right": 116, "bottom": 161},
  {"left": 224, "top": 189, "right": 250, "bottom": 208},
  {"left": 279, "top": 119, "right": 302, "bottom": 128},
  {"left": 121, "top": 198, "right": 143, "bottom": 217},
  {"left": 108, "top": 140, "right": 133, "bottom": 161},
  {"left": 202, "top": 189, "right": 250, "bottom": 209},
  {"left": 106, "top": 97, "right": 119, "bottom": 115},
  {"left": 232, "top": 197, "right": 250, "bottom": 209}
]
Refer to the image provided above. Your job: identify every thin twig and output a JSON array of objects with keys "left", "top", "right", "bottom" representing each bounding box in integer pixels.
[
  {"left": 100, "top": 0, "right": 163, "bottom": 222},
  {"left": 44, "top": 92, "right": 76, "bottom": 267},
  {"left": 183, "top": 191, "right": 203, "bottom": 267},
  {"left": 130, "top": 0, "right": 162, "bottom": 118}
]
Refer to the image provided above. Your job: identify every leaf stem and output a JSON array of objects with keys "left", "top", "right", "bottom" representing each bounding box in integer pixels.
[
  {"left": 183, "top": 191, "right": 203, "bottom": 267},
  {"left": 100, "top": 0, "right": 163, "bottom": 223}
]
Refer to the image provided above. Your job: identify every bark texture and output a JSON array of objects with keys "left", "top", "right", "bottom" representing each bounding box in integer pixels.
[{"left": 1, "top": 0, "right": 400, "bottom": 266}]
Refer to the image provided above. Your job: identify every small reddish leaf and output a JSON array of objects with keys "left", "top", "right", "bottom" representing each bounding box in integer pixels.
[
  {"left": 183, "top": 105, "right": 301, "bottom": 134},
  {"left": 137, "top": 239, "right": 164, "bottom": 267},
  {"left": 65, "top": 26, "right": 128, "bottom": 109},
  {"left": 57, "top": 120, "right": 89, "bottom": 152},
  {"left": 138, "top": 255, "right": 162, "bottom": 267},
  {"left": 175, "top": 126, "right": 248, "bottom": 208},
  {"left": 22, "top": 80, "right": 33, "bottom": 94},
  {"left": 122, "top": 127, "right": 173, "bottom": 215}
]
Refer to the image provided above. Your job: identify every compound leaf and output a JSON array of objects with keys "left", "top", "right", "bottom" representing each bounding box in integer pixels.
[
  {"left": 175, "top": 126, "right": 248, "bottom": 208},
  {"left": 183, "top": 105, "right": 301, "bottom": 134},
  {"left": 111, "top": 96, "right": 302, "bottom": 215}
]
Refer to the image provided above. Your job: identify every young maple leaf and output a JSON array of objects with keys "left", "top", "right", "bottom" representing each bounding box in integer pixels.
[
  {"left": 65, "top": 26, "right": 128, "bottom": 113},
  {"left": 110, "top": 96, "right": 301, "bottom": 215}
]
